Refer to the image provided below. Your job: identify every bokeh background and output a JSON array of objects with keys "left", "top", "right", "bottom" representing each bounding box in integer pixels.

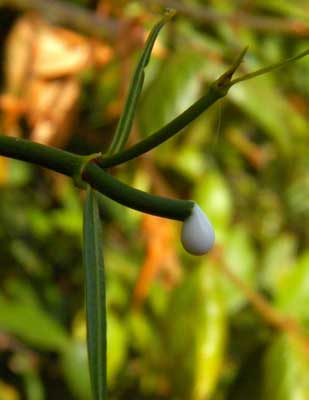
[{"left": 0, "top": 0, "right": 308, "bottom": 399}]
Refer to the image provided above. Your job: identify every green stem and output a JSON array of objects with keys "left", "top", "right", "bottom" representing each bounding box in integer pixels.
[
  {"left": 99, "top": 48, "right": 248, "bottom": 168},
  {"left": 83, "top": 164, "right": 194, "bottom": 220},
  {"left": 99, "top": 47, "right": 309, "bottom": 168},
  {"left": 229, "top": 48, "right": 309, "bottom": 86},
  {"left": 99, "top": 82, "right": 227, "bottom": 168},
  {"left": 0, "top": 135, "right": 193, "bottom": 220}
]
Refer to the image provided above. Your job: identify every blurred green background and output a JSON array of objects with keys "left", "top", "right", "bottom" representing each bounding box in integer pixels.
[{"left": 0, "top": 0, "right": 308, "bottom": 399}]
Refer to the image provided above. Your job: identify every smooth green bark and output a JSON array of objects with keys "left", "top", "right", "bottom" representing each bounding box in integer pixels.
[{"left": 0, "top": 135, "right": 193, "bottom": 221}]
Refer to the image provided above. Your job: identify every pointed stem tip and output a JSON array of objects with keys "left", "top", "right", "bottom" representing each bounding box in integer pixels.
[
  {"left": 216, "top": 46, "right": 249, "bottom": 89},
  {"left": 230, "top": 48, "right": 309, "bottom": 86},
  {"left": 164, "top": 8, "right": 177, "bottom": 19}
]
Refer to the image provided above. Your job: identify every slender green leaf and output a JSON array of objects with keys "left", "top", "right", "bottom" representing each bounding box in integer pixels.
[
  {"left": 108, "top": 11, "right": 174, "bottom": 155},
  {"left": 83, "top": 186, "right": 106, "bottom": 400}
]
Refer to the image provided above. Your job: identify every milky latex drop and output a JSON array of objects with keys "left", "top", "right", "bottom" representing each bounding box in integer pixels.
[{"left": 181, "top": 203, "right": 215, "bottom": 255}]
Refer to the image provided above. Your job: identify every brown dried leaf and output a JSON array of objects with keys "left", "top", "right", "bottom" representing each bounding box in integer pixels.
[
  {"left": 0, "top": 95, "right": 26, "bottom": 136},
  {"left": 4, "top": 14, "right": 39, "bottom": 94},
  {"left": 33, "top": 26, "right": 91, "bottom": 78},
  {"left": 28, "top": 78, "right": 80, "bottom": 146},
  {"left": 0, "top": 95, "right": 26, "bottom": 115},
  {"left": 0, "top": 158, "right": 9, "bottom": 185},
  {"left": 3, "top": 13, "right": 113, "bottom": 147}
]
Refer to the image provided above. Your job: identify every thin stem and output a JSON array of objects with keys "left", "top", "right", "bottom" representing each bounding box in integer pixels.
[
  {"left": 100, "top": 48, "right": 309, "bottom": 169},
  {"left": 229, "top": 49, "right": 309, "bottom": 86},
  {"left": 99, "top": 83, "right": 227, "bottom": 168},
  {"left": 99, "top": 48, "right": 248, "bottom": 168},
  {"left": 216, "top": 46, "right": 248, "bottom": 87},
  {"left": 0, "top": 135, "right": 194, "bottom": 221},
  {"left": 83, "top": 164, "right": 194, "bottom": 220}
]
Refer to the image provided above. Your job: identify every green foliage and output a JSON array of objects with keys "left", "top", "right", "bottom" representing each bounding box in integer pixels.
[
  {"left": 193, "top": 170, "right": 233, "bottom": 236},
  {"left": 0, "top": 1, "right": 309, "bottom": 399},
  {"left": 165, "top": 262, "right": 226, "bottom": 399},
  {"left": 262, "top": 335, "right": 309, "bottom": 400},
  {"left": 61, "top": 340, "right": 92, "bottom": 400},
  {"left": 229, "top": 74, "right": 307, "bottom": 154},
  {"left": 61, "top": 314, "right": 126, "bottom": 399},
  {"left": 0, "top": 279, "right": 69, "bottom": 350},
  {"left": 275, "top": 252, "right": 309, "bottom": 328}
]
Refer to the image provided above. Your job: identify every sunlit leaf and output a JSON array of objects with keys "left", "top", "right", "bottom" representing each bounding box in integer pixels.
[
  {"left": 262, "top": 334, "right": 309, "bottom": 400},
  {"left": 166, "top": 262, "right": 226, "bottom": 399},
  {"left": 61, "top": 313, "right": 127, "bottom": 398},
  {"left": 275, "top": 252, "right": 309, "bottom": 328},
  {"left": 61, "top": 340, "right": 92, "bottom": 400},
  {"left": 0, "top": 381, "right": 19, "bottom": 400},
  {"left": 193, "top": 171, "right": 233, "bottom": 239},
  {"left": 216, "top": 225, "right": 257, "bottom": 313},
  {"left": 107, "top": 313, "right": 127, "bottom": 386},
  {"left": 260, "top": 233, "right": 297, "bottom": 295}
]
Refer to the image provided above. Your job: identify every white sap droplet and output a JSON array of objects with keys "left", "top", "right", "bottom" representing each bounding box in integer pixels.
[{"left": 181, "top": 203, "right": 215, "bottom": 255}]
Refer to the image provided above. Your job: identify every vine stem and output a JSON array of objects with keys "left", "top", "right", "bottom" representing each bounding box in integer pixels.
[
  {"left": 98, "top": 51, "right": 244, "bottom": 169},
  {"left": 100, "top": 47, "right": 308, "bottom": 168},
  {"left": 0, "top": 134, "right": 193, "bottom": 221},
  {"left": 229, "top": 49, "right": 309, "bottom": 86},
  {"left": 99, "top": 82, "right": 227, "bottom": 168},
  {"left": 210, "top": 247, "right": 309, "bottom": 356}
]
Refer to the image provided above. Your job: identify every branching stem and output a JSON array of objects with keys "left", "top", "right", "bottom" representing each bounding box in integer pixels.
[{"left": 0, "top": 135, "right": 194, "bottom": 221}]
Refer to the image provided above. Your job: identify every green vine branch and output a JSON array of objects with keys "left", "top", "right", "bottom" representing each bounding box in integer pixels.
[
  {"left": 99, "top": 80, "right": 228, "bottom": 168},
  {"left": 100, "top": 47, "right": 308, "bottom": 168},
  {"left": 0, "top": 48, "right": 307, "bottom": 221},
  {"left": 0, "top": 135, "right": 193, "bottom": 221}
]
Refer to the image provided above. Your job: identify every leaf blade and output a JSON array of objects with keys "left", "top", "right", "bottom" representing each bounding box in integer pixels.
[
  {"left": 83, "top": 186, "right": 106, "bottom": 400},
  {"left": 108, "top": 11, "right": 174, "bottom": 155}
]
